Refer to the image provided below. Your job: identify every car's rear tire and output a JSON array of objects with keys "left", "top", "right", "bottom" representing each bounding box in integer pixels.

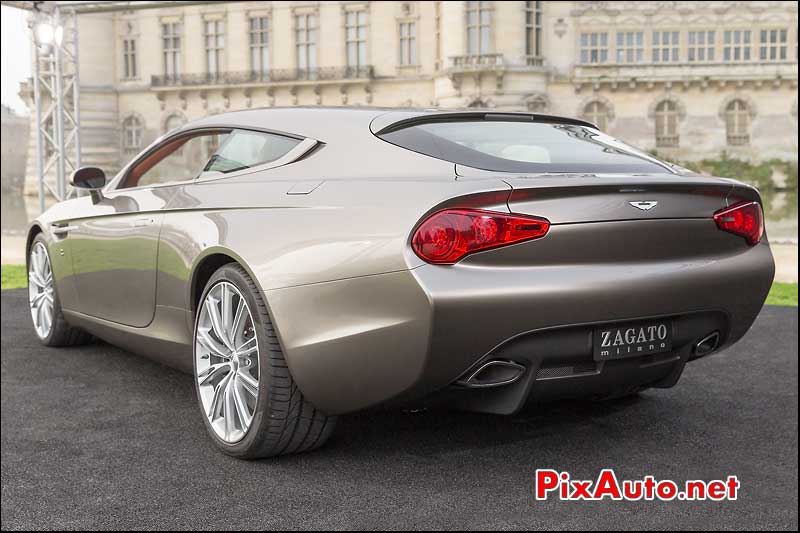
[
  {"left": 193, "top": 263, "right": 336, "bottom": 459},
  {"left": 28, "top": 235, "right": 92, "bottom": 347}
]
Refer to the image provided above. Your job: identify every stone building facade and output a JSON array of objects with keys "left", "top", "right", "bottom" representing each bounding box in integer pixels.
[
  {"left": 1, "top": 104, "right": 29, "bottom": 194},
  {"left": 21, "top": 0, "right": 799, "bottom": 195}
]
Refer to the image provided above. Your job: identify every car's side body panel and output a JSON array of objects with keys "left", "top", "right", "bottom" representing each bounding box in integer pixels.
[
  {"left": 68, "top": 187, "right": 174, "bottom": 327},
  {"left": 62, "top": 304, "right": 193, "bottom": 370},
  {"left": 160, "top": 176, "right": 511, "bottom": 288},
  {"left": 47, "top": 173, "right": 511, "bottom": 372}
]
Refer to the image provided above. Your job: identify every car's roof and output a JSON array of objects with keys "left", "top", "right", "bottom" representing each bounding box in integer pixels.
[
  {"left": 183, "top": 107, "right": 597, "bottom": 143},
  {"left": 185, "top": 107, "right": 396, "bottom": 145}
]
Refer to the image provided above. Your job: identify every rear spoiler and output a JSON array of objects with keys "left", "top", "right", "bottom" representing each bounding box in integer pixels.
[{"left": 371, "top": 111, "right": 597, "bottom": 136}]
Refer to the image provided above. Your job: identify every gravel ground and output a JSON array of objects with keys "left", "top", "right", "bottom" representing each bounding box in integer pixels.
[{"left": 1, "top": 288, "right": 797, "bottom": 530}]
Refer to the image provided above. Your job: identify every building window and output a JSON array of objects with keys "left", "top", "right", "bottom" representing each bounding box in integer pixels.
[
  {"left": 466, "top": 1, "right": 492, "bottom": 55},
  {"left": 723, "top": 30, "right": 751, "bottom": 62},
  {"left": 122, "top": 116, "right": 143, "bottom": 153},
  {"left": 122, "top": 39, "right": 137, "bottom": 79},
  {"left": 205, "top": 133, "right": 221, "bottom": 156},
  {"left": 526, "top": 95, "right": 548, "bottom": 113},
  {"left": 162, "top": 22, "right": 181, "bottom": 79},
  {"left": 249, "top": 16, "right": 269, "bottom": 75},
  {"left": 616, "top": 31, "right": 644, "bottom": 63},
  {"left": 295, "top": 13, "right": 318, "bottom": 73},
  {"left": 655, "top": 100, "right": 680, "bottom": 148},
  {"left": 399, "top": 22, "right": 417, "bottom": 66},
  {"left": 524, "top": 1, "right": 542, "bottom": 61},
  {"left": 165, "top": 114, "right": 184, "bottom": 133},
  {"left": 759, "top": 29, "right": 788, "bottom": 61},
  {"left": 688, "top": 30, "right": 715, "bottom": 62},
  {"left": 346, "top": 10, "right": 368, "bottom": 71},
  {"left": 580, "top": 32, "right": 609, "bottom": 64},
  {"left": 204, "top": 20, "right": 224, "bottom": 78},
  {"left": 725, "top": 99, "right": 751, "bottom": 146},
  {"left": 582, "top": 100, "right": 610, "bottom": 131},
  {"left": 652, "top": 31, "right": 679, "bottom": 63}
]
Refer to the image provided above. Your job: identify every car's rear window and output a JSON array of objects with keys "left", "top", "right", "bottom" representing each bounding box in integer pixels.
[{"left": 377, "top": 120, "right": 672, "bottom": 174}]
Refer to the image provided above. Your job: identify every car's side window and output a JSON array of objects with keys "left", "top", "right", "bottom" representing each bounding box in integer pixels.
[
  {"left": 121, "top": 130, "right": 231, "bottom": 189},
  {"left": 199, "top": 129, "right": 301, "bottom": 177}
]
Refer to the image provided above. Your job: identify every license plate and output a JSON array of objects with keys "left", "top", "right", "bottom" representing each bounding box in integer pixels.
[{"left": 593, "top": 320, "right": 672, "bottom": 361}]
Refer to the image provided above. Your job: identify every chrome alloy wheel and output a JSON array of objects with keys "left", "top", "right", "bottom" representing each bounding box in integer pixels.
[
  {"left": 195, "top": 281, "right": 260, "bottom": 443},
  {"left": 28, "top": 242, "right": 55, "bottom": 339}
]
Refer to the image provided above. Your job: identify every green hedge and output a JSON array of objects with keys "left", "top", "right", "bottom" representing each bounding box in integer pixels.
[
  {"left": 689, "top": 155, "right": 797, "bottom": 193},
  {"left": 652, "top": 152, "right": 798, "bottom": 193}
]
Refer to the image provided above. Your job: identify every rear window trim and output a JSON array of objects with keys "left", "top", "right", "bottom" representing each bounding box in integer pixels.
[{"left": 193, "top": 137, "right": 319, "bottom": 185}]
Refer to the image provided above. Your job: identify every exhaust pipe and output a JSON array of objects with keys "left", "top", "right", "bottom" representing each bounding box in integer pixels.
[
  {"left": 694, "top": 331, "right": 720, "bottom": 357},
  {"left": 457, "top": 360, "right": 526, "bottom": 388}
]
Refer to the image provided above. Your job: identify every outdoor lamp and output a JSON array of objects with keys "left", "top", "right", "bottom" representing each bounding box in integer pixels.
[{"left": 33, "top": 20, "right": 63, "bottom": 48}]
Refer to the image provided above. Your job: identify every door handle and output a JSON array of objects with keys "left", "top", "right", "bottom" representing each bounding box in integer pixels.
[
  {"left": 130, "top": 217, "right": 155, "bottom": 227},
  {"left": 51, "top": 224, "right": 78, "bottom": 236}
]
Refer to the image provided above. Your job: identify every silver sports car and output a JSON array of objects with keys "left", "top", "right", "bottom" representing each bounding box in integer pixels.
[{"left": 27, "top": 108, "right": 775, "bottom": 458}]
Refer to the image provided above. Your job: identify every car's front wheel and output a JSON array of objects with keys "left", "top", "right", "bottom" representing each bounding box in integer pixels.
[
  {"left": 193, "top": 263, "right": 336, "bottom": 458},
  {"left": 28, "top": 235, "right": 91, "bottom": 346}
]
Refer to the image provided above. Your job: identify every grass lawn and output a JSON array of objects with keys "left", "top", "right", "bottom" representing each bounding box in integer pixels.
[
  {"left": 1, "top": 265, "right": 26, "bottom": 290},
  {"left": 1, "top": 263, "right": 798, "bottom": 306},
  {"left": 765, "top": 282, "right": 799, "bottom": 307}
]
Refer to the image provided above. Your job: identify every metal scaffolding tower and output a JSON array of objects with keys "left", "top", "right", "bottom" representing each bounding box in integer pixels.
[{"left": 30, "top": 3, "right": 82, "bottom": 212}]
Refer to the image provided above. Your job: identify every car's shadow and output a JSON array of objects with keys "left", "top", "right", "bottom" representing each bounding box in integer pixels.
[
  {"left": 322, "top": 394, "right": 648, "bottom": 458},
  {"left": 73, "top": 335, "right": 653, "bottom": 464},
  {"left": 56, "top": 334, "right": 658, "bottom": 464}
]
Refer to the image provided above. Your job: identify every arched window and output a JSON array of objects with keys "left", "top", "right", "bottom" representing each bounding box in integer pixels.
[
  {"left": 164, "top": 113, "right": 185, "bottom": 134},
  {"left": 122, "top": 115, "right": 143, "bottom": 154},
  {"left": 655, "top": 100, "right": 680, "bottom": 147},
  {"left": 582, "top": 100, "right": 609, "bottom": 131},
  {"left": 526, "top": 94, "right": 549, "bottom": 113},
  {"left": 164, "top": 113, "right": 186, "bottom": 155},
  {"left": 725, "top": 99, "right": 750, "bottom": 146}
]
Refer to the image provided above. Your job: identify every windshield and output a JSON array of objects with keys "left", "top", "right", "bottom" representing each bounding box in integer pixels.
[{"left": 378, "top": 120, "right": 672, "bottom": 174}]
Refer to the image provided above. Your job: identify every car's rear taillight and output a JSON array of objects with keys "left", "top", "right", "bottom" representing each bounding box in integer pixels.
[
  {"left": 713, "top": 201, "right": 764, "bottom": 245},
  {"left": 412, "top": 209, "right": 550, "bottom": 264}
]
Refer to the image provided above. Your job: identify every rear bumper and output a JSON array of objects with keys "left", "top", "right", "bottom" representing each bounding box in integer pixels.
[
  {"left": 265, "top": 230, "right": 774, "bottom": 415},
  {"left": 414, "top": 310, "right": 726, "bottom": 414}
]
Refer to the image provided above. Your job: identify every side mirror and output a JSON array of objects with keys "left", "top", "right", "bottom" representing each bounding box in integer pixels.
[{"left": 70, "top": 167, "right": 106, "bottom": 203}]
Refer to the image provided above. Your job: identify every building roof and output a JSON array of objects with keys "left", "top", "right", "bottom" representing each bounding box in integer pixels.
[{"left": 1, "top": 1, "right": 222, "bottom": 14}]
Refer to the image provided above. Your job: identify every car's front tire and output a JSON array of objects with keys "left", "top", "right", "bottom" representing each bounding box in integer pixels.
[
  {"left": 28, "top": 235, "right": 91, "bottom": 347},
  {"left": 193, "top": 263, "right": 336, "bottom": 459}
]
